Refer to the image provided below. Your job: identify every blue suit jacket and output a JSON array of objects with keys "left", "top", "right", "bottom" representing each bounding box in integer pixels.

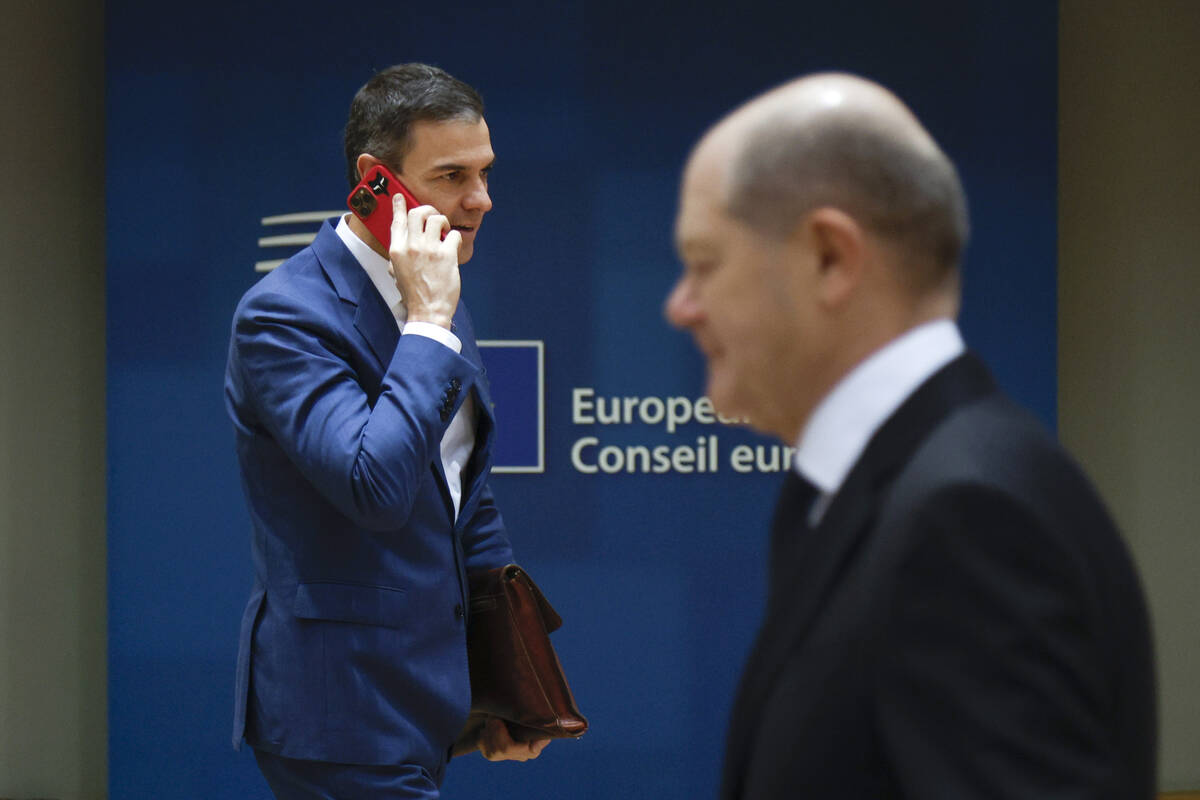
[{"left": 225, "top": 220, "right": 513, "bottom": 771}]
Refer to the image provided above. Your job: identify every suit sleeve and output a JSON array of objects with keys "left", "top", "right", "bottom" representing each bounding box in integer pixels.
[
  {"left": 448, "top": 302, "right": 514, "bottom": 572},
  {"left": 459, "top": 481, "right": 513, "bottom": 572},
  {"left": 230, "top": 287, "right": 479, "bottom": 531},
  {"left": 875, "top": 484, "right": 1117, "bottom": 798}
]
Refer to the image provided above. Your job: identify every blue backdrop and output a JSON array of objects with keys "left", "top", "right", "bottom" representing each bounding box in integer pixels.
[{"left": 106, "top": 2, "right": 1057, "bottom": 797}]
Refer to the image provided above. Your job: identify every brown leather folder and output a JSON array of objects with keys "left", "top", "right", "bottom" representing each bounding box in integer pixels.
[{"left": 452, "top": 564, "right": 587, "bottom": 755}]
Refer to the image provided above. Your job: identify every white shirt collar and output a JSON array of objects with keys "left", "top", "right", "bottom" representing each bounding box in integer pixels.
[
  {"left": 793, "top": 319, "right": 965, "bottom": 495},
  {"left": 335, "top": 214, "right": 404, "bottom": 320}
]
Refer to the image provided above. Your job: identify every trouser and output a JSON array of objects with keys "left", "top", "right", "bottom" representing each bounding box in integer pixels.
[{"left": 253, "top": 747, "right": 441, "bottom": 800}]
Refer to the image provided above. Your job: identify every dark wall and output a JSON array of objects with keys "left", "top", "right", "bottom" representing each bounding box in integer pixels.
[
  {"left": 1059, "top": 0, "right": 1200, "bottom": 787},
  {"left": 0, "top": 1, "right": 106, "bottom": 797}
]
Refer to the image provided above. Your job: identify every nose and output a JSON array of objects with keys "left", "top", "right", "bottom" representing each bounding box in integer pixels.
[
  {"left": 463, "top": 176, "right": 492, "bottom": 213},
  {"left": 664, "top": 276, "right": 700, "bottom": 330}
]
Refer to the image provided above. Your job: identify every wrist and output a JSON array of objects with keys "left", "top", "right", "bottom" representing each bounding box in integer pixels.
[{"left": 404, "top": 311, "right": 454, "bottom": 329}]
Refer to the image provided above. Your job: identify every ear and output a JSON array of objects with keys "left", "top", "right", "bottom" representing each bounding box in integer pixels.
[
  {"left": 802, "top": 207, "right": 866, "bottom": 309},
  {"left": 354, "top": 153, "right": 384, "bottom": 184}
]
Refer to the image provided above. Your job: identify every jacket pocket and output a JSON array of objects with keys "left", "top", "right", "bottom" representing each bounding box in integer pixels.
[{"left": 292, "top": 581, "right": 408, "bottom": 629}]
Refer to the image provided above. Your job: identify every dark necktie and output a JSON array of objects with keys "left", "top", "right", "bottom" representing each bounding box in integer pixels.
[
  {"left": 720, "top": 471, "right": 823, "bottom": 799},
  {"left": 764, "top": 471, "right": 820, "bottom": 611}
]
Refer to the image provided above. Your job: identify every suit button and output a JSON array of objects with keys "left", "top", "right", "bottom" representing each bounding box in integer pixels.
[
  {"left": 454, "top": 603, "right": 465, "bottom": 621},
  {"left": 450, "top": 378, "right": 462, "bottom": 391}
]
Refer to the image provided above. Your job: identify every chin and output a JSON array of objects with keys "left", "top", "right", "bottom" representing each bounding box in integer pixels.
[
  {"left": 705, "top": 378, "right": 740, "bottom": 421},
  {"left": 457, "top": 243, "right": 475, "bottom": 265},
  {"left": 708, "top": 376, "right": 769, "bottom": 431}
]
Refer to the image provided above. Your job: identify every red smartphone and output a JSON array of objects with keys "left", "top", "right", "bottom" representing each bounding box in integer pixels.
[{"left": 346, "top": 163, "right": 442, "bottom": 250}]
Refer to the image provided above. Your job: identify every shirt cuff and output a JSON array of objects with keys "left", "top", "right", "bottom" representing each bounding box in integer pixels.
[{"left": 402, "top": 321, "right": 462, "bottom": 353}]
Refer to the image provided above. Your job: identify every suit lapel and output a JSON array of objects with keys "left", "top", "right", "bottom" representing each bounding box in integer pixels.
[
  {"left": 312, "top": 220, "right": 401, "bottom": 373},
  {"left": 314, "top": 222, "right": 457, "bottom": 518},
  {"left": 428, "top": 305, "right": 487, "bottom": 526},
  {"left": 314, "top": 223, "right": 497, "bottom": 526},
  {"left": 722, "top": 469, "right": 882, "bottom": 799},
  {"left": 453, "top": 309, "right": 496, "bottom": 525},
  {"left": 721, "top": 353, "right": 997, "bottom": 798},
  {"left": 721, "top": 471, "right": 827, "bottom": 798},
  {"left": 354, "top": 295, "right": 401, "bottom": 374}
]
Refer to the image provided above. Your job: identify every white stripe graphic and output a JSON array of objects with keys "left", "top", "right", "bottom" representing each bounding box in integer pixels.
[
  {"left": 261, "top": 211, "right": 342, "bottom": 225},
  {"left": 254, "top": 210, "right": 343, "bottom": 272},
  {"left": 259, "top": 233, "right": 316, "bottom": 247}
]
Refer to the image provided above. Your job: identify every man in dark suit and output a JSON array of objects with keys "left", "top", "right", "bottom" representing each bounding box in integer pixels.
[
  {"left": 225, "top": 63, "right": 547, "bottom": 799},
  {"left": 665, "top": 73, "right": 1156, "bottom": 799}
]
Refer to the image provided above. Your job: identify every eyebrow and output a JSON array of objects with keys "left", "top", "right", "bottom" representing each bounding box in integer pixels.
[{"left": 428, "top": 158, "right": 496, "bottom": 174}]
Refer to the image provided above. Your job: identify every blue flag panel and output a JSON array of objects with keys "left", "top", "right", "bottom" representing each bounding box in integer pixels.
[{"left": 479, "top": 341, "right": 545, "bottom": 473}]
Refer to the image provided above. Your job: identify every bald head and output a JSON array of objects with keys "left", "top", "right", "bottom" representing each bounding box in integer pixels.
[
  {"left": 668, "top": 74, "right": 969, "bottom": 440},
  {"left": 699, "top": 73, "right": 968, "bottom": 290}
]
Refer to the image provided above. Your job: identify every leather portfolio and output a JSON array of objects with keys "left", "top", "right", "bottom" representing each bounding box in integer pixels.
[{"left": 452, "top": 564, "right": 587, "bottom": 755}]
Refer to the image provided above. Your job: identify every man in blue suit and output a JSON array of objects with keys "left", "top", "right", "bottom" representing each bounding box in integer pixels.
[{"left": 225, "top": 63, "right": 548, "bottom": 799}]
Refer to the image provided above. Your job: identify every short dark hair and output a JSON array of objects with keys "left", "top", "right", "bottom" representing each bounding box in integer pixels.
[
  {"left": 343, "top": 63, "right": 485, "bottom": 188},
  {"left": 726, "top": 107, "right": 969, "bottom": 284}
]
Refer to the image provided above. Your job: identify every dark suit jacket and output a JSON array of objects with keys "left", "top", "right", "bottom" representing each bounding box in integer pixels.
[
  {"left": 224, "top": 220, "right": 513, "bottom": 770},
  {"left": 721, "top": 354, "right": 1156, "bottom": 799}
]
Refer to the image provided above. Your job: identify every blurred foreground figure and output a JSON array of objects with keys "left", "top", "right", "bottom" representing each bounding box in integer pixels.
[{"left": 665, "top": 72, "right": 1156, "bottom": 800}]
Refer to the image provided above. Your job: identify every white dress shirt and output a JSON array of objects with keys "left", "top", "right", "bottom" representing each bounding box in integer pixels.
[
  {"left": 793, "top": 319, "right": 965, "bottom": 524},
  {"left": 336, "top": 215, "right": 477, "bottom": 520}
]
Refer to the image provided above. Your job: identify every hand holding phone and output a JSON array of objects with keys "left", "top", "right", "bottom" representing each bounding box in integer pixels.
[
  {"left": 348, "top": 164, "right": 461, "bottom": 328},
  {"left": 346, "top": 164, "right": 429, "bottom": 251}
]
